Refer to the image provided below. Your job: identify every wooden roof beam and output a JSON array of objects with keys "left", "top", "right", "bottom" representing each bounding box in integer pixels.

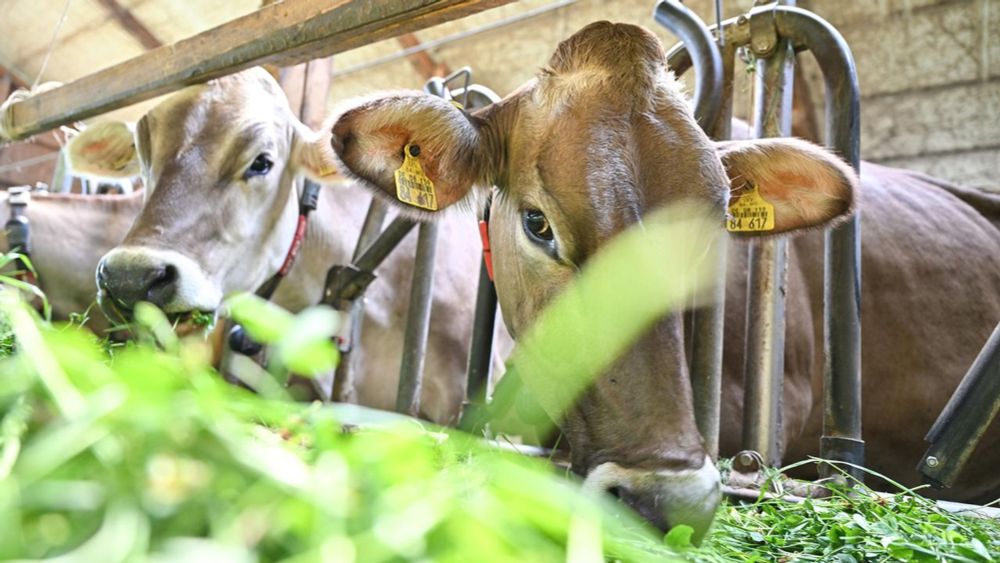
[
  {"left": 0, "top": 66, "right": 61, "bottom": 151},
  {"left": 396, "top": 33, "right": 451, "bottom": 79},
  {"left": 0, "top": 0, "right": 513, "bottom": 143},
  {"left": 95, "top": 0, "right": 164, "bottom": 50}
]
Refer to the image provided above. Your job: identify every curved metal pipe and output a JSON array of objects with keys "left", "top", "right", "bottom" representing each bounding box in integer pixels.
[
  {"left": 655, "top": 0, "right": 724, "bottom": 132},
  {"left": 772, "top": 6, "right": 863, "bottom": 480}
]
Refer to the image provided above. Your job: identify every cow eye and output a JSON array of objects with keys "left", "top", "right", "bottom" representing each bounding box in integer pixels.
[
  {"left": 245, "top": 153, "right": 273, "bottom": 178},
  {"left": 522, "top": 208, "right": 555, "bottom": 244}
]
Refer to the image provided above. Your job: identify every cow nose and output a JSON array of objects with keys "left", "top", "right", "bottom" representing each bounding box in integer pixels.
[
  {"left": 97, "top": 255, "right": 179, "bottom": 311},
  {"left": 586, "top": 456, "right": 721, "bottom": 545}
]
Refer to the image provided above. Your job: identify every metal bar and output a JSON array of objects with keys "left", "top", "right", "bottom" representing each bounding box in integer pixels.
[
  {"left": 459, "top": 222, "right": 499, "bottom": 433},
  {"left": 656, "top": 0, "right": 724, "bottom": 132},
  {"left": 354, "top": 216, "right": 417, "bottom": 275},
  {"left": 686, "top": 41, "right": 737, "bottom": 460},
  {"left": 675, "top": 5, "right": 862, "bottom": 470},
  {"left": 919, "top": 321, "right": 1000, "bottom": 488},
  {"left": 772, "top": 7, "right": 863, "bottom": 480},
  {"left": 395, "top": 221, "right": 439, "bottom": 416},
  {"left": 741, "top": 6, "right": 795, "bottom": 468},
  {"left": 1, "top": 0, "right": 514, "bottom": 142},
  {"left": 331, "top": 198, "right": 389, "bottom": 403}
]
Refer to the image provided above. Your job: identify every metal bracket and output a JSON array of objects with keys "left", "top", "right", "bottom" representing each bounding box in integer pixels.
[
  {"left": 919, "top": 321, "right": 1000, "bottom": 489},
  {"left": 6, "top": 186, "right": 31, "bottom": 256},
  {"left": 322, "top": 265, "right": 377, "bottom": 310},
  {"left": 819, "top": 436, "right": 865, "bottom": 470},
  {"left": 749, "top": 4, "right": 779, "bottom": 57}
]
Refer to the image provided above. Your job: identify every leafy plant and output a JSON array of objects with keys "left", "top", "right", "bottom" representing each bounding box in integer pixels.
[{"left": 0, "top": 292, "right": 681, "bottom": 562}]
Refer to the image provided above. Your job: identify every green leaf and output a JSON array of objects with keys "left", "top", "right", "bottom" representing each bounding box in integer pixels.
[
  {"left": 223, "top": 292, "right": 294, "bottom": 344},
  {"left": 664, "top": 524, "right": 694, "bottom": 549}
]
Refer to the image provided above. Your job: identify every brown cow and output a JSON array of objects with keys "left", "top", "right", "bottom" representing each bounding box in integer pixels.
[
  {"left": 327, "top": 22, "right": 861, "bottom": 538},
  {"left": 67, "top": 70, "right": 490, "bottom": 424},
  {"left": 754, "top": 165, "right": 1000, "bottom": 502}
]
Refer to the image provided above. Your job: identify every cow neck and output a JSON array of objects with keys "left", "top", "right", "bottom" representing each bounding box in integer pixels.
[{"left": 254, "top": 179, "right": 321, "bottom": 300}]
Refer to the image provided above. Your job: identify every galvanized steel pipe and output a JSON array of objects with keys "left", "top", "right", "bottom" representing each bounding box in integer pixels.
[
  {"left": 740, "top": 5, "right": 795, "bottom": 468},
  {"left": 656, "top": 0, "right": 724, "bottom": 132},
  {"left": 396, "top": 221, "right": 440, "bottom": 416}
]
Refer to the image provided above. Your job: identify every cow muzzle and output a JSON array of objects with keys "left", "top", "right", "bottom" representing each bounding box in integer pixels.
[
  {"left": 96, "top": 246, "right": 221, "bottom": 316},
  {"left": 583, "top": 456, "right": 721, "bottom": 544}
]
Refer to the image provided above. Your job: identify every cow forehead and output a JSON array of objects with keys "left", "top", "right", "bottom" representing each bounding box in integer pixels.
[
  {"left": 144, "top": 70, "right": 294, "bottom": 161},
  {"left": 506, "top": 80, "right": 699, "bottom": 249}
]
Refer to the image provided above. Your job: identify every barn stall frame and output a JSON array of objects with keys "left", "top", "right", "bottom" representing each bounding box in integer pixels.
[
  {"left": 1, "top": 0, "right": 996, "bottom": 513},
  {"left": 665, "top": 0, "right": 865, "bottom": 482},
  {"left": 666, "top": 0, "right": 1000, "bottom": 499}
]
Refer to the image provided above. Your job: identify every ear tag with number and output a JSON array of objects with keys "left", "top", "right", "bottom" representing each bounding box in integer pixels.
[
  {"left": 394, "top": 143, "right": 438, "bottom": 211},
  {"left": 727, "top": 182, "right": 775, "bottom": 232}
]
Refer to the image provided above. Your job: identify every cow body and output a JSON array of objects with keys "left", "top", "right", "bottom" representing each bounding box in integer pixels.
[
  {"left": 0, "top": 190, "right": 142, "bottom": 332},
  {"left": 719, "top": 163, "right": 1000, "bottom": 502}
]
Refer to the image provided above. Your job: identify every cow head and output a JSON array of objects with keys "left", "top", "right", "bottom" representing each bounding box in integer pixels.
[
  {"left": 328, "top": 22, "right": 856, "bottom": 539},
  {"left": 68, "top": 68, "right": 338, "bottom": 319}
]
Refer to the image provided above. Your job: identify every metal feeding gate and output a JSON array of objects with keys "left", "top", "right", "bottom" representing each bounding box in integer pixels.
[
  {"left": 662, "top": 0, "right": 864, "bottom": 481},
  {"left": 316, "top": 68, "right": 502, "bottom": 417},
  {"left": 661, "top": 0, "right": 1000, "bottom": 501}
]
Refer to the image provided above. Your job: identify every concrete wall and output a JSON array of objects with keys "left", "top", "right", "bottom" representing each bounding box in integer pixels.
[
  {"left": 327, "top": 0, "right": 998, "bottom": 190},
  {"left": 805, "top": 0, "right": 998, "bottom": 189}
]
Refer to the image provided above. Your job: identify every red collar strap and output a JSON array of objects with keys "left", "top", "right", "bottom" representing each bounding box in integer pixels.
[
  {"left": 277, "top": 214, "right": 308, "bottom": 277},
  {"left": 255, "top": 180, "right": 321, "bottom": 300},
  {"left": 478, "top": 195, "right": 495, "bottom": 281},
  {"left": 478, "top": 219, "right": 494, "bottom": 281}
]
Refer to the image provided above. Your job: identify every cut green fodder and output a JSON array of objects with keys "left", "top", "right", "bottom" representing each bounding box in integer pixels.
[
  {"left": 0, "top": 294, "right": 681, "bottom": 562},
  {"left": 685, "top": 469, "right": 1000, "bottom": 562}
]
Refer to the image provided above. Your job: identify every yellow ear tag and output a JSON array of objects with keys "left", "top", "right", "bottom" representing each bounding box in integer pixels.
[
  {"left": 394, "top": 143, "right": 438, "bottom": 211},
  {"left": 727, "top": 182, "right": 775, "bottom": 232}
]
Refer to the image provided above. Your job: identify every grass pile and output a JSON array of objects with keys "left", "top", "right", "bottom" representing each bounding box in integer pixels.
[
  {"left": 699, "top": 480, "right": 1000, "bottom": 562},
  {"left": 1, "top": 243, "right": 998, "bottom": 561},
  {"left": 0, "top": 291, "right": 679, "bottom": 562}
]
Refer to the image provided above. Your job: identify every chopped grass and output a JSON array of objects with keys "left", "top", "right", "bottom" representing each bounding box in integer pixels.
[
  {"left": 686, "top": 464, "right": 1000, "bottom": 562},
  {"left": 2, "top": 247, "right": 998, "bottom": 562},
  {"left": 0, "top": 292, "right": 681, "bottom": 562}
]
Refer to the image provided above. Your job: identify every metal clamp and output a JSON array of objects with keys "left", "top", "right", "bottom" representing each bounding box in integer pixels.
[
  {"left": 749, "top": 2, "right": 779, "bottom": 57},
  {"left": 322, "top": 264, "right": 378, "bottom": 310},
  {"left": 6, "top": 186, "right": 31, "bottom": 257}
]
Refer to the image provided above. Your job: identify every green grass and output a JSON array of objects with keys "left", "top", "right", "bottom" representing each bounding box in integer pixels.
[
  {"left": 696, "top": 478, "right": 1000, "bottom": 562},
  {"left": 0, "top": 291, "right": 681, "bottom": 562},
  {"left": 2, "top": 236, "right": 999, "bottom": 562}
]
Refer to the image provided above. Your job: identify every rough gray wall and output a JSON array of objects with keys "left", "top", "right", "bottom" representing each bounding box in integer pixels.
[
  {"left": 327, "top": 0, "right": 998, "bottom": 189},
  {"left": 804, "top": 0, "right": 999, "bottom": 189}
]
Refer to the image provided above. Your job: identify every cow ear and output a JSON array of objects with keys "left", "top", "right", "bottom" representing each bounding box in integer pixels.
[
  {"left": 294, "top": 126, "right": 343, "bottom": 184},
  {"left": 328, "top": 91, "right": 489, "bottom": 213},
  {"left": 717, "top": 138, "right": 857, "bottom": 236},
  {"left": 66, "top": 121, "right": 139, "bottom": 179}
]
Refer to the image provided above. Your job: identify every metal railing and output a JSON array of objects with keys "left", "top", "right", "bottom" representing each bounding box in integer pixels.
[{"left": 660, "top": 0, "right": 864, "bottom": 479}]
